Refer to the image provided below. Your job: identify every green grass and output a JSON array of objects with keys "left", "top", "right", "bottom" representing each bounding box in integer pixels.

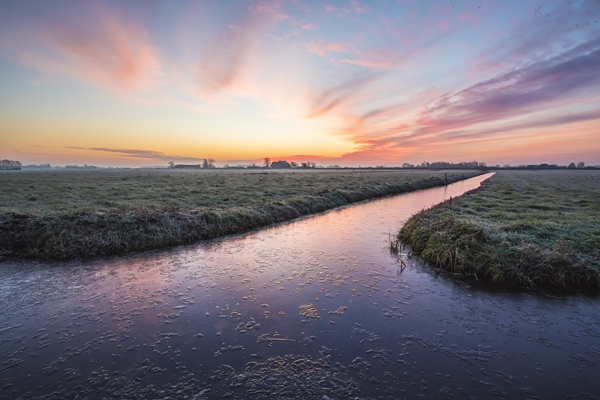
[
  {"left": 0, "top": 168, "right": 479, "bottom": 260},
  {"left": 398, "top": 170, "right": 600, "bottom": 289}
]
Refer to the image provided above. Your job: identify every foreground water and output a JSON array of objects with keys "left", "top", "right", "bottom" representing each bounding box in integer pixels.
[{"left": 1, "top": 173, "right": 598, "bottom": 399}]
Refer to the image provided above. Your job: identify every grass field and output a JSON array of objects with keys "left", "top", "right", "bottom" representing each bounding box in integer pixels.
[
  {"left": 398, "top": 170, "right": 600, "bottom": 289},
  {"left": 0, "top": 168, "right": 479, "bottom": 260}
]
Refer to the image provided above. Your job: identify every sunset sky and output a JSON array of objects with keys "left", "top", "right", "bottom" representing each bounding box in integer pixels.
[{"left": 1, "top": 0, "right": 599, "bottom": 167}]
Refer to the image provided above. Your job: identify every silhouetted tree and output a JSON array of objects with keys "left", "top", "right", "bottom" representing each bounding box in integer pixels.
[
  {"left": 168, "top": 161, "right": 174, "bottom": 168},
  {"left": 568, "top": 162, "right": 576, "bottom": 169},
  {"left": 0, "top": 159, "right": 22, "bottom": 170},
  {"left": 577, "top": 161, "right": 585, "bottom": 168},
  {"left": 264, "top": 157, "right": 271, "bottom": 168},
  {"left": 202, "top": 158, "right": 215, "bottom": 168}
]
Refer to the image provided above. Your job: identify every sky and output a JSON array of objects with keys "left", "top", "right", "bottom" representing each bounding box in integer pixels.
[{"left": 1, "top": 0, "right": 599, "bottom": 167}]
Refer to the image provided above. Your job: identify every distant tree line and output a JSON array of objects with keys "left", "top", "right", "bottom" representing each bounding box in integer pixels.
[
  {"left": 167, "top": 158, "right": 595, "bottom": 170},
  {"left": 401, "top": 161, "right": 487, "bottom": 169},
  {"left": 0, "top": 159, "right": 22, "bottom": 170},
  {"left": 498, "top": 162, "right": 592, "bottom": 170},
  {"left": 65, "top": 164, "right": 98, "bottom": 169},
  {"left": 169, "top": 158, "right": 215, "bottom": 169},
  {"left": 400, "top": 161, "right": 596, "bottom": 170},
  {"left": 23, "top": 163, "right": 51, "bottom": 169}
]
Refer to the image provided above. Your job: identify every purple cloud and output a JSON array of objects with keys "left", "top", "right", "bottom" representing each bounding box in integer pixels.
[
  {"left": 474, "top": 0, "right": 600, "bottom": 73},
  {"left": 418, "top": 35, "right": 600, "bottom": 133},
  {"left": 67, "top": 147, "right": 207, "bottom": 163}
]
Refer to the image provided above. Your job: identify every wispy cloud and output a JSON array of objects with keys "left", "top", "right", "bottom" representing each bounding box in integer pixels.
[
  {"left": 426, "top": 108, "right": 600, "bottom": 146},
  {"left": 338, "top": 58, "right": 392, "bottom": 69},
  {"left": 192, "top": 0, "right": 282, "bottom": 96},
  {"left": 471, "top": 0, "right": 600, "bottom": 74},
  {"left": 306, "top": 40, "right": 352, "bottom": 55},
  {"left": 67, "top": 147, "right": 207, "bottom": 163},
  {"left": 418, "top": 36, "right": 600, "bottom": 133},
  {"left": 307, "top": 73, "right": 382, "bottom": 118},
  {"left": 0, "top": 2, "right": 160, "bottom": 91},
  {"left": 350, "top": 1, "right": 369, "bottom": 15},
  {"left": 311, "top": 33, "right": 600, "bottom": 163}
]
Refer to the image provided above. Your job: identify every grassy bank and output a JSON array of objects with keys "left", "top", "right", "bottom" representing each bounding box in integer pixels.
[
  {"left": 0, "top": 169, "right": 479, "bottom": 260},
  {"left": 398, "top": 171, "right": 600, "bottom": 289}
]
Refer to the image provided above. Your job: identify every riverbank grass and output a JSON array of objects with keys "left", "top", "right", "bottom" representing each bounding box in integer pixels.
[
  {"left": 0, "top": 169, "right": 479, "bottom": 260},
  {"left": 398, "top": 171, "right": 600, "bottom": 288}
]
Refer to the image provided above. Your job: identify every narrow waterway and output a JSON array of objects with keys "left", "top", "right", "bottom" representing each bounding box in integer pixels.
[{"left": 1, "top": 173, "right": 598, "bottom": 399}]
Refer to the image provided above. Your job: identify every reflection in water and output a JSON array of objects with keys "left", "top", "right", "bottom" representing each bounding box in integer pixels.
[{"left": 1, "top": 173, "right": 599, "bottom": 399}]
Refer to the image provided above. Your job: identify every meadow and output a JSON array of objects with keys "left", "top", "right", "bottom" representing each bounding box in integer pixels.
[
  {"left": 398, "top": 170, "right": 600, "bottom": 289},
  {"left": 0, "top": 168, "right": 478, "bottom": 260}
]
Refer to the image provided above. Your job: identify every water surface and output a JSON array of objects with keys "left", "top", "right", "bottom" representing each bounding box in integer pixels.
[{"left": 1, "top": 173, "right": 599, "bottom": 399}]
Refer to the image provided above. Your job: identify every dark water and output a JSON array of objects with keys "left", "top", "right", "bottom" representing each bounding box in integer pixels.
[{"left": 1, "top": 173, "right": 599, "bottom": 399}]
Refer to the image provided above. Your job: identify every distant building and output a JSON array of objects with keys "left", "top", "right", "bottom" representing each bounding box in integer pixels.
[
  {"left": 526, "top": 164, "right": 559, "bottom": 169},
  {"left": 271, "top": 160, "right": 291, "bottom": 168},
  {"left": 173, "top": 164, "right": 200, "bottom": 169}
]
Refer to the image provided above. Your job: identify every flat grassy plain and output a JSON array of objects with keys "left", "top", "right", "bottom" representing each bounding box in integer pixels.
[
  {"left": 0, "top": 168, "right": 479, "bottom": 260},
  {"left": 398, "top": 170, "right": 600, "bottom": 289}
]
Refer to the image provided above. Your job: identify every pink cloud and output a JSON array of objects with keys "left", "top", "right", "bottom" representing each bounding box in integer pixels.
[
  {"left": 330, "top": 39, "right": 442, "bottom": 71},
  {"left": 330, "top": 38, "right": 600, "bottom": 165},
  {"left": 302, "top": 23, "right": 316, "bottom": 30},
  {"left": 251, "top": 2, "right": 279, "bottom": 15},
  {"left": 194, "top": 1, "right": 282, "bottom": 95},
  {"left": 438, "top": 19, "right": 450, "bottom": 31},
  {"left": 350, "top": 1, "right": 369, "bottom": 14},
  {"left": 459, "top": 13, "right": 474, "bottom": 22},
  {"left": 1, "top": 4, "right": 160, "bottom": 91},
  {"left": 298, "top": 34, "right": 600, "bottom": 166},
  {"left": 326, "top": 5, "right": 336, "bottom": 13},
  {"left": 338, "top": 58, "right": 392, "bottom": 69},
  {"left": 306, "top": 40, "right": 352, "bottom": 56},
  {"left": 290, "top": 0, "right": 311, "bottom": 13}
]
